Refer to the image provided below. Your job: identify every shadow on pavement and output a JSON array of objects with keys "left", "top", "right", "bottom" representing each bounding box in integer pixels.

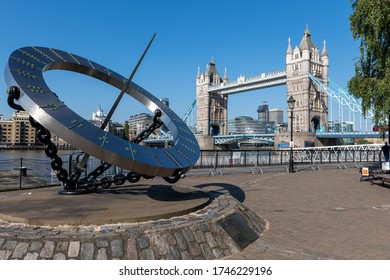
[
  {"left": 192, "top": 182, "right": 245, "bottom": 203},
  {"left": 95, "top": 182, "right": 245, "bottom": 202}
]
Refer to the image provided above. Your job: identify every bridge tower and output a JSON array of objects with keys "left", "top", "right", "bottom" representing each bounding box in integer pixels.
[
  {"left": 286, "top": 26, "right": 329, "bottom": 133},
  {"left": 196, "top": 58, "right": 228, "bottom": 136}
]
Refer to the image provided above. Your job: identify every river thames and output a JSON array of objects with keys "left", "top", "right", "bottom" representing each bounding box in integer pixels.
[{"left": 0, "top": 150, "right": 79, "bottom": 181}]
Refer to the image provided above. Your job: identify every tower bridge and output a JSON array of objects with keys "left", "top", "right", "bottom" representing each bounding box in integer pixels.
[
  {"left": 148, "top": 27, "right": 376, "bottom": 149},
  {"left": 194, "top": 26, "right": 377, "bottom": 149},
  {"left": 196, "top": 26, "right": 329, "bottom": 139}
]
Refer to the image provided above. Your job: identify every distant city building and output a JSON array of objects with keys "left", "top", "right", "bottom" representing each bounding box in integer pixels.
[
  {"left": 254, "top": 102, "right": 283, "bottom": 133},
  {"left": 269, "top": 108, "right": 284, "bottom": 124},
  {"left": 257, "top": 103, "right": 269, "bottom": 122},
  {"left": 0, "top": 111, "right": 67, "bottom": 147},
  {"left": 228, "top": 116, "right": 266, "bottom": 135},
  {"left": 127, "top": 113, "right": 153, "bottom": 140},
  {"left": 128, "top": 113, "right": 152, "bottom": 127},
  {"left": 92, "top": 105, "right": 106, "bottom": 122},
  {"left": 111, "top": 122, "right": 125, "bottom": 138},
  {"left": 91, "top": 106, "right": 110, "bottom": 131},
  {"left": 328, "top": 121, "right": 354, "bottom": 132}
]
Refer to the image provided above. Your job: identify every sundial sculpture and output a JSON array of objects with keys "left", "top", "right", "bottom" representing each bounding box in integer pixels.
[{"left": 4, "top": 34, "right": 200, "bottom": 194}]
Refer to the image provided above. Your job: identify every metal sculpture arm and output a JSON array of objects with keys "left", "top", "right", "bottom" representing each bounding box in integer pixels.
[
  {"left": 4, "top": 43, "right": 200, "bottom": 194},
  {"left": 74, "top": 33, "right": 156, "bottom": 182}
]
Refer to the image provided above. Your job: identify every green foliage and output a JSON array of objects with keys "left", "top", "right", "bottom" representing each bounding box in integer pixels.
[
  {"left": 357, "top": 139, "right": 372, "bottom": 145},
  {"left": 348, "top": 0, "right": 390, "bottom": 124},
  {"left": 123, "top": 121, "right": 130, "bottom": 140}
]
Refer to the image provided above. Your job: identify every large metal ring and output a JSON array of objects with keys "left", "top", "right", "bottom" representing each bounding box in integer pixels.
[{"left": 4, "top": 47, "right": 200, "bottom": 177}]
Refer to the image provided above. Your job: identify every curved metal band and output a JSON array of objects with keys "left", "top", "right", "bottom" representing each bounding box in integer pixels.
[{"left": 4, "top": 47, "right": 200, "bottom": 177}]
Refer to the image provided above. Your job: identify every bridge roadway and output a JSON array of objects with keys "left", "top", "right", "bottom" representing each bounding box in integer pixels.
[
  {"left": 213, "top": 131, "right": 388, "bottom": 145},
  {"left": 208, "top": 70, "right": 287, "bottom": 95}
]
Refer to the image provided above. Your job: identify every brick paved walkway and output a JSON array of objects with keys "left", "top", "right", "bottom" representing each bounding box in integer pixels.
[{"left": 217, "top": 168, "right": 390, "bottom": 259}]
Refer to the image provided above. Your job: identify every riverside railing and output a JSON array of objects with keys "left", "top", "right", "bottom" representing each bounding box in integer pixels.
[
  {"left": 0, "top": 157, "right": 60, "bottom": 191},
  {"left": 192, "top": 148, "right": 383, "bottom": 170},
  {"left": 0, "top": 147, "right": 384, "bottom": 191}
]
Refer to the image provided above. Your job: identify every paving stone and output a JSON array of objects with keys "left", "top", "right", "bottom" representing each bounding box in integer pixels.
[
  {"left": 0, "top": 250, "right": 12, "bottom": 260},
  {"left": 138, "top": 236, "right": 150, "bottom": 249},
  {"left": 162, "top": 232, "right": 176, "bottom": 245},
  {"left": 180, "top": 250, "right": 192, "bottom": 260},
  {"left": 24, "top": 252, "right": 39, "bottom": 260},
  {"left": 182, "top": 229, "right": 195, "bottom": 242},
  {"left": 210, "top": 221, "right": 221, "bottom": 233},
  {"left": 56, "top": 241, "right": 69, "bottom": 253},
  {"left": 97, "top": 240, "right": 109, "bottom": 247},
  {"left": 12, "top": 242, "right": 29, "bottom": 259},
  {"left": 111, "top": 239, "right": 124, "bottom": 258},
  {"left": 221, "top": 234, "right": 240, "bottom": 254},
  {"left": 216, "top": 234, "right": 228, "bottom": 249},
  {"left": 68, "top": 241, "right": 80, "bottom": 258},
  {"left": 29, "top": 241, "right": 43, "bottom": 252},
  {"left": 124, "top": 238, "right": 138, "bottom": 260},
  {"left": 81, "top": 242, "right": 94, "bottom": 260},
  {"left": 188, "top": 241, "right": 202, "bottom": 257},
  {"left": 139, "top": 249, "right": 155, "bottom": 260},
  {"left": 53, "top": 253, "right": 66, "bottom": 260},
  {"left": 169, "top": 245, "right": 181, "bottom": 260},
  {"left": 149, "top": 233, "right": 168, "bottom": 256},
  {"left": 96, "top": 248, "right": 107, "bottom": 260},
  {"left": 199, "top": 223, "right": 210, "bottom": 232},
  {"left": 212, "top": 248, "right": 225, "bottom": 259},
  {"left": 40, "top": 241, "right": 55, "bottom": 259},
  {"left": 193, "top": 230, "right": 205, "bottom": 243},
  {"left": 3, "top": 240, "right": 17, "bottom": 250},
  {"left": 200, "top": 243, "right": 214, "bottom": 259},
  {"left": 173, "top": 231, "right": 187, "bottom": 250},
  {"left": 204, "top": 232, "right": 218, "bottom": 248}
]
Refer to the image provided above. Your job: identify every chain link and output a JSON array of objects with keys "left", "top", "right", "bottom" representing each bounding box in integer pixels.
[{"left": 8, "top": 88, "right": 184, "bottom": 192}]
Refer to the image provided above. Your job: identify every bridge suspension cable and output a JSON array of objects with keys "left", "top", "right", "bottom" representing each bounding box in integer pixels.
[
  {"left": 308, "top": 73, "right": 374, "bottom": 119},
  {"left": 182, "top": 100, "right": 196, "bottom": 123}
]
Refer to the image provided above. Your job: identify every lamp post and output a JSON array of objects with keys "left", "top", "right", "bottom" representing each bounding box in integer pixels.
[{"left": 287, "top": 96, "right": 296, "bottom": 173}]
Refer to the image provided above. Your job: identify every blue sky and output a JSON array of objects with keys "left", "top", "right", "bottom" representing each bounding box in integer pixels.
[{"left": 0, "top": 0, "right": 362, "bottom": 126}]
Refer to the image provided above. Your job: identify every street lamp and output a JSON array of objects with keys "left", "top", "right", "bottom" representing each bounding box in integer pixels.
[{"left": 287, "top": 96, "right": 296, "bottom": 173}]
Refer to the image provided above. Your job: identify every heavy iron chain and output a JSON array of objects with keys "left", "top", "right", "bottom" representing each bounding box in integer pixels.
[
  {"left": 69, "top": 109, "right": 166, "bottom": 191},
  {"left": 7, "top": 87, "right": 184, "bottom": 192}
]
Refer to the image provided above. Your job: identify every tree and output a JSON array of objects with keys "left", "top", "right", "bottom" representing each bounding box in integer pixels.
[
  {"left": 123, "top": 121, "right": 130, "bottom": 140},
  {"left": 348, "top": 0, "right": 390, "bottom": 139}
]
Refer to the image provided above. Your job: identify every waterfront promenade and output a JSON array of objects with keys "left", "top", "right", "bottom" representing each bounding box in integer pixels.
[{"left": 0, "top": 167, "right": 389, "bottom": 260}]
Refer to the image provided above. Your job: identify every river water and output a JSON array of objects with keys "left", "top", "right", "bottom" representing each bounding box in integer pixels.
[{"left": 0, "top": 150, "right": 79, "bottom": 181}]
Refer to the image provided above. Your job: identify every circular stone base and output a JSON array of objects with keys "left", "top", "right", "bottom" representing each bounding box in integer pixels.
[
  {"left": 0, "top": 183, "right": 268, "bottom": 260},
  {"left": 0, "top": 184, "right": 211, "bottom": 226},
  {"left": 0, "top": 193, "right": 268, "bottom": 260}
]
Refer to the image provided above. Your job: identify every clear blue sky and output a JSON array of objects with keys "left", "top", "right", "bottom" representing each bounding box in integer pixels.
[{"left": 0, "top": 0, "right": 361, "bottom": 126}]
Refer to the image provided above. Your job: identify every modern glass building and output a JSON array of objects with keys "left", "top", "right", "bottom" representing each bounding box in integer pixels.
[
  {"left": 227, "top": 116, "right": 276, "bottom": 134},
  {"left": 328, "top": 121, "right": 354, "bottom": 132}
]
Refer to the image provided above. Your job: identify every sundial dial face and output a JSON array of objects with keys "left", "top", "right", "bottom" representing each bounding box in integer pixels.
[{"left": 4, "top": 46, "right": 200, "bottom": 177}]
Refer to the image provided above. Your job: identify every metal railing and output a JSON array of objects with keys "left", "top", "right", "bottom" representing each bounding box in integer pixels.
[
  {"left": 0, "top": 147, "right": 384, "bottom": 191},
  {"left": 0, "top": 157, "right": 60, "bottom": 191},
  {"left": 193, "top": 148, "right": 383, "bottom": 170}
]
